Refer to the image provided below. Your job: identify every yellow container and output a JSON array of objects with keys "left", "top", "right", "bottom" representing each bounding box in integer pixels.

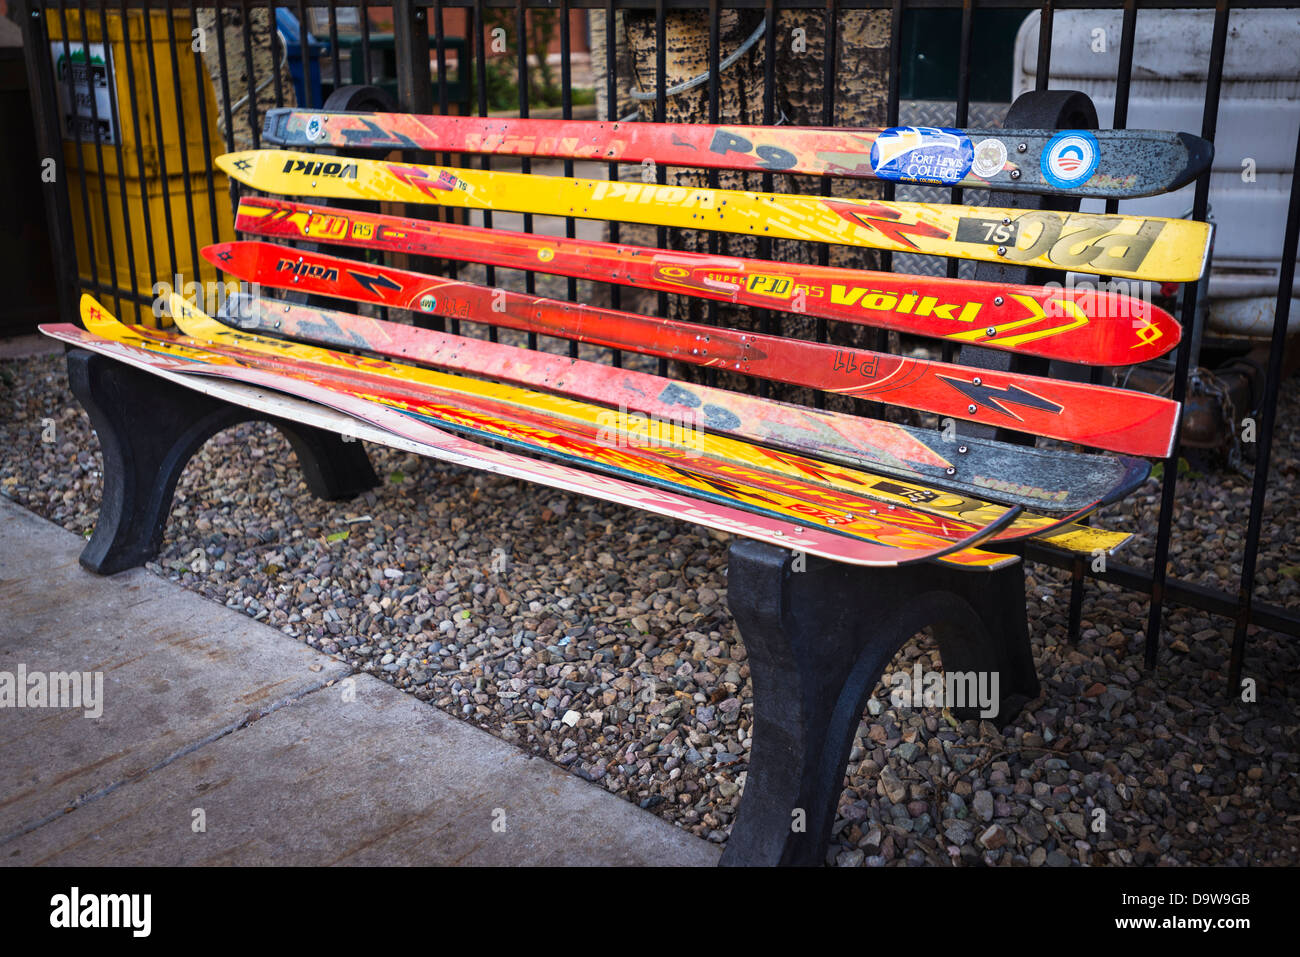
[
  {"left": 47, "top": 9, "right": 225, "bottom": 181},
  {"left": 68, "top": 168, "right": 235, "bottom": 327}
]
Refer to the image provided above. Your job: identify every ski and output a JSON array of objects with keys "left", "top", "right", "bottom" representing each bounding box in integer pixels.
[
  {"left": 159, "top": 295, "right": 1130, "bottom": 555},
  {"left": 165, "top": 326, "right": 1028, "bottom": 550},
  {"left": 260, "top": 109, "right": 1213, "bottom": 200},
  {"left": 234, "top": 196, "right": 1182, "bottom": 366},
  {"left": 46, "top": 323, "right": 992, "bottom": 569},
  {"left": 46, "top": 295, "right": 1021, "bottom": 569},
  {"left": 216, "top": 149, "right": 1213, "bottom": 282},
  {"left": 207, "top": 240, "right": 1181, "bottom": 458},
  {"left": 227, "top": 296, "right": 1150, "bottom": 516}
]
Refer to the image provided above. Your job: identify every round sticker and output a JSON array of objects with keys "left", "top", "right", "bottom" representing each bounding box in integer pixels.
[
  {"left": 870, "top": 127, "right": 973, "bottom": 186},
  {"left": 537, "top": 248, "right": 555, "bottom": 262},
  {"left": 304, "top": 114, "right": 326, "bottom": 141},
  {"left": 1042, "top": 131, "right": 1100, "bottom": 188},
  {"left": 419, "top": 294, "right": 437, "bottom": 312},
  {"left": 971, "top": 138, "right": 1008, "bottom": 179}
]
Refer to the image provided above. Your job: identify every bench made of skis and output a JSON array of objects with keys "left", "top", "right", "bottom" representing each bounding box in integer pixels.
[{"left": 44, "top": 90, "right": 1211, "bottom": 865}]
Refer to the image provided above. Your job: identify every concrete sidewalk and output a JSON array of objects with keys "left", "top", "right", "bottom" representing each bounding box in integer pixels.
[{"left": 0, "top": 499, "right": 719, "bottom": 866}]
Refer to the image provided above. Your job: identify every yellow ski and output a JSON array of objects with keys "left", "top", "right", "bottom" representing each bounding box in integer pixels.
[{"left": 217, "top": 148, "right": 1212, "bottom": 282}]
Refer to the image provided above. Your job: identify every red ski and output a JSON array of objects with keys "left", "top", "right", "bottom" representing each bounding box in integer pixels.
[
  {"left": 205, "top": 240, "right": 1180, "bottom": 458},
  {"left": 234, "top": 196, "right": 1181, "bottom": 367}
]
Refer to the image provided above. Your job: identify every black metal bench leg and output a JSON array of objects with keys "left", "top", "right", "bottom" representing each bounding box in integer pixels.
[
  {"left": 67, "top": 349, "right": 378, "bottom": 575},
  {"left": 720, "top": 539, "right": 1038, "bottom": 867}
]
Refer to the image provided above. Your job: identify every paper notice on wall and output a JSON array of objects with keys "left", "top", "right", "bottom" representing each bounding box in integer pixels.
[{"left": 51, "top": 42, "right": 118, "bottom": 145}]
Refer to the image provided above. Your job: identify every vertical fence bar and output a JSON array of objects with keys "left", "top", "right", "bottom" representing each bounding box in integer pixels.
[
  {"left": 953, "top": 0, "right": 972, "bottom": 149},
  {"left": 560, "top": 0, "right": 578, "bottom": 358},
  {"left": 295, "top": 0, "right": 312, "bottom": 106},
  {"left": 118, "top": 0, "right": 160, "bottom": 285},
  {"left": 705, "top": 0, "right": 719, "bottom": 310},
  {"left": 472, "top": 0, "right": 496, "bottom": 341},
  {"left": 358, "top": 0, "right": 372, "bottom": 85},
  {"left": 940, "top": 0, "right": 973, "bottom": 365},
  {"left": 140, "top": 2, "right": 180, "bottom": 282},
  {"left": 874, "top": 0, "right": 902, "bottom": 374},
  {"left": 654, "top": 0, "right": 667, "bottom": 377},
  {"left": 431, "top": 0, "right": 458, "bottom": 316},
  {"left": 604, "top": 0, "right": 621, "bottom": 368},
  {"left": 1230, "top": 120, "right": 1300, "bottom": 687},
  {"left": 269, "top": 3, "right": 285, "bottom": 107},
  {"left": 878, "top": 0, "right": 901, "bottom": 282},
  {"left": 393, "top": 0, "right": 436, "bottom": 331},
  {"left": 190, "top": 0, "right": 223, "bottom": 250},
  {"left": 514, "top": 0, "right": 537, "bottom": 350},
  {"left": 394, "top": 0, "right": 432, "bottom": 113},
  {"left": 162, "top": 0, "right": 202, "bottom": 300},
  {"left": 1034, "top": 0, "right": 1053, "bottom": 92},
  {"left": 755, "top": 0, "right": 777, "bottom": 398},
  {"left": 209, "top": 6, "right": 237, "bottom": 297},
  {"left": 702, "top": 0, "right": 720, "bottom": 387},
  {"left": 18, "top": 0, "right": 81, "bottom": 324},
  {"left": 99, "top": 0, "right": 140, "bottom": 312},
  {"left": 1109, "top": 0, "right": 1137, "bottom": 137},
  {"left": 1144, "top": 0, "right": 1232, "bottom": 671},
  {"left": 295, "top": 0, "right": 312, "bottom": 107},
  {"left": 212, "top": 0, "right": 239, "bottom": 224},
  {"left": 433, "top": 0, "right": 448, "bottom": 114},
  {"left": 1068, "top": 0, "right": 1139, "bottom": 642},
  {"left": 75, "top": 0, "right": 122, "bottom": 316},
  {"left": 53, "top": 0, "right": 103, "bottom": 301},
  {"left": 814, "top": 0, "right": 837, "bottom": 410},
  {"left": 327, "top": 0, "right": 341, "bottom": 91},
  {"left": 238, "top": 0, "right": 261, "bottom": 147},
  {"left": 360, "top": 4, "right": 386, "bottom": 324}
]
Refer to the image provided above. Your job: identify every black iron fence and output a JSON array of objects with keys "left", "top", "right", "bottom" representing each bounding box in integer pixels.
[{"left": 15, "top": 0, "right": 1300, "bottom": 688}]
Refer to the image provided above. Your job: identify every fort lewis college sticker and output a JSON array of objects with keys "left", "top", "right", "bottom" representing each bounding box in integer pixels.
[
  {"left": 870, "top": 127, "right": 974, "bottom": 186},
  {"left": 1042, "top": 131, "right": 1100, "bottom": 188}
]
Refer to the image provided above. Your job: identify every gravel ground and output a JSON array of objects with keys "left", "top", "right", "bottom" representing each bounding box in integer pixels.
[{"left": 2, "top": 349, "right": 1298, "bottom": 866}]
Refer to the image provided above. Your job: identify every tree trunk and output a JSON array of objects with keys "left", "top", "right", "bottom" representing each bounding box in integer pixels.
[
  {"left": 611, "top": 9, "right": 893, "bottom": 410},
  {"left": 197, "top": 7, "right": 298, "bottom": 152}
]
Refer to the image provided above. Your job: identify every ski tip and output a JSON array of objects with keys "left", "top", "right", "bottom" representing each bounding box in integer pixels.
[
  {"left": 201, "top": 242, "right": 237, "bottom": 270},
  {"left": 261, "top": 107, "right": 290, "bottom": 143},
  {"left": 1187, "top": 219, "right": 1216, "bottom": 283},
  {"left": 38, "top": 322, "right": 83, "bottom": 345},
  {"left": 1172, "top": 131, "right": 1216, "bottom": 193},
  {"left": 932, "top": 546, "right": 1023, "bottom": 572},
  {"left": 168, "top": 292, "right": 226, "bottom": 342},
  {"left": 78, "top": 291, "right": 109, "bottom": 322},
  {"left": 78, "top": 293, "right": 127, "bottom": 336},
  {"left": 216, "top": 151, "right": 261, "bottom": 184},
  {"left": 1096, "top": 456, "right": 1153, "bottom": 507},
  {"left": 168, "top": 291, "right": 217, "bottom": 330}
]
